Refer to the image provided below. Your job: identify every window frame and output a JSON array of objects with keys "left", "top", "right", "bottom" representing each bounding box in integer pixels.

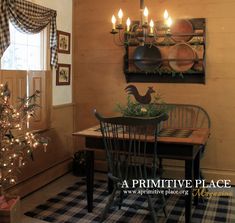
[{"left": 0, "top": 23, "right": 49, "bottom": 71}]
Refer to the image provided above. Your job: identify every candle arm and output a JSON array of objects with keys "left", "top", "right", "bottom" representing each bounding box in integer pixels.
[{"left": 140, "top": 0, "right": 144, "bottom": 10}]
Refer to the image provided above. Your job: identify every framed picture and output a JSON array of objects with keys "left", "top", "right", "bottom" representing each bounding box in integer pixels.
[
  {"left": 56, "top": 64, "right": 71, "bottom": 85},
  {"left": 57, "top": 30, "right": 71, "bottom": 54}
]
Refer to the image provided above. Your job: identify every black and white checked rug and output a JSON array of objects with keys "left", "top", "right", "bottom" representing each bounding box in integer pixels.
[{"left": 25, "top": 180, "right": 235, "bottom": 223}]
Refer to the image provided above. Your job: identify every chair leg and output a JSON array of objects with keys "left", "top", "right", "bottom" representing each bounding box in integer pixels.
[
  {"left": 118, "top": 190, "right": 124, "bottom": 209},
  {"left": 163, "top": 207, "right": 167, "bottom": 218},
  {"left": 147, "top": 195, "right": 157, "bottom": 223},
  {"left": 100, "top": 187, "right": 117, "bottom": 222},
  {"left": 159, "top": 193, "right": 167, "bottom": 217},
  {"left": 159, "top": 158, "right": 163, "bottom": 175}
]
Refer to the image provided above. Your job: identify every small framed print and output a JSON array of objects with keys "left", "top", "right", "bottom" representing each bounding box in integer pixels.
[
  {"left": 57, "top": 30, "right": 71, "bottom": 54},
  {"left": 56, "top": 64, "right": 71, "bottom": 85}
]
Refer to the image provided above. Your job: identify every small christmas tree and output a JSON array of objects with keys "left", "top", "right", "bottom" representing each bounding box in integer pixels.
[{"left": 0, "top": 83, "right": 48, "bottom": 196}]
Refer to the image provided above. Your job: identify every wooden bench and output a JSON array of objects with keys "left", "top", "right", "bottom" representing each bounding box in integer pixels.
[
  {"left": 159, "top": 103, "right": 211, "bottom": 129},
  {"left": 158, "top": 103, "right": 211, "bottom": 179}
]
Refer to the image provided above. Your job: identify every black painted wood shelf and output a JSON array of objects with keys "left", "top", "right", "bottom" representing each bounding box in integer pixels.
[{"left": 123, "top": 18, "right": 206, "bottom": 84}]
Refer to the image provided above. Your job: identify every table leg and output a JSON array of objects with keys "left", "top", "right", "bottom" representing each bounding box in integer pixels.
[
  {"left": 194, "top": 151, "right": 201, "bottom": 206},
  {"left": 108, "top": 177, "right": 114, "bottom": 194},
  {"left": 159, "top": 158, "right": 163, "bottom": 175},
  {"left": 86, "top": 150, "right": 94, "bottom": 212},
  {"left": 185, "top": 159, "right": 193, "bottom": 223}
]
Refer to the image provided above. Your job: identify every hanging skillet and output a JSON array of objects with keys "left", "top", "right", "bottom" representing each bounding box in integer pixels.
[{"left": 133, "top": 45, "right": 162, "bottom": 72}]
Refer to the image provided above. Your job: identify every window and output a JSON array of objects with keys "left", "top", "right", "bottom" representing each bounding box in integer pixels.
[
  {"left": 0, "top": 23, "right": 51, "bottom": 131},
  {"left": 1, "top": 22, "right": 46, "bottom": 70}
]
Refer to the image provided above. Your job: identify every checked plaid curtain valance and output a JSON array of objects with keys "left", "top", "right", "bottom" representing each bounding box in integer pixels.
[{"left": 0, "top": 0, "right": 58, "bottom": 68}]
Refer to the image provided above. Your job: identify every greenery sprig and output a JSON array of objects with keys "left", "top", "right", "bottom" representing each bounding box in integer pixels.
[{"left": 116, "top": 93, "right": 169, "bottom": 117}]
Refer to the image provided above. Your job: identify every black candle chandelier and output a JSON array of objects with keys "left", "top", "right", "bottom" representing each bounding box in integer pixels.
[{"left": 110, "top": 0, "right": 172, "bottom": 46}]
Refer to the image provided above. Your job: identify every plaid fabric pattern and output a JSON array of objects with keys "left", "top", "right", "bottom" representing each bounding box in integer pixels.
[
  {"left": 0, "top": 0, "right": 58, "bottom": 68},
  {"left": 25, "top": 180, "right": 235, "bottom": 223}
]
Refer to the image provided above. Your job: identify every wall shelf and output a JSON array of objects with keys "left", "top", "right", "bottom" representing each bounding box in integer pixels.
[
  {"left": 124, "top": 70, "right": 205, "bottom": 84},
  {"left": 123, "top": 18, "right": 206, "bottom": 84}
]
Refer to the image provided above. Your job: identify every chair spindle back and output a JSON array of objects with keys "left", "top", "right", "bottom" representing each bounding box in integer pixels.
[
  {"left": 158, "top": 104, "right": 211, "bottom": 129},
  {"left": 94, "top": 111, "right": 168, "bottom": 182}
]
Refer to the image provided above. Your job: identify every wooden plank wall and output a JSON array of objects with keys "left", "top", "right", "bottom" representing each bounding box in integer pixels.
[{"left": 73, "top": 0, "right": 235, "bottom": 183}]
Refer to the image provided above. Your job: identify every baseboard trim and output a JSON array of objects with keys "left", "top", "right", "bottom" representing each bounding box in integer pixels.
[{"left": 53, "top": 103, "right": 75, "bottom": 109}]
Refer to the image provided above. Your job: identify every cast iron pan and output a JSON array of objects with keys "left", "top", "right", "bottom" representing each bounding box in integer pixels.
[{"left": 133, "top": 45, "right": 162, "bottom": 71}]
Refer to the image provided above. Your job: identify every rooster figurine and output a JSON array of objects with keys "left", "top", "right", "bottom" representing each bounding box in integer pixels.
[{"left": 125, "top": 85, "right": 155, "bottom": 104}]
